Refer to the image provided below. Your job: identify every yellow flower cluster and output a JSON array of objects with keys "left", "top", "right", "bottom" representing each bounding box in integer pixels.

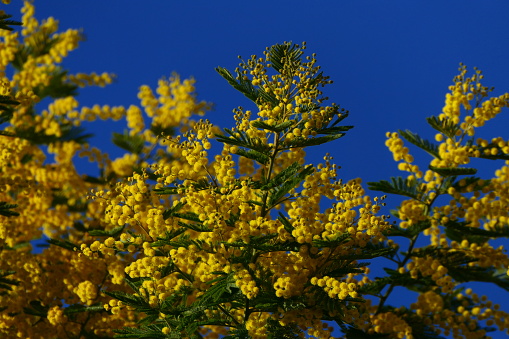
[
  {"left": 47, "top": 306, "right": 68, "bottom": 326},
  {"left": 398, "top": 199, "right": 428, "bottom": 229},
  {"left": 67, "top": 72, "right": 115, "bottom": 87},
  {"left": 74, "top": 42, "right": 392, "bottom": 338},
  {"left": 380, "top": 65, "right": 509, "bottom": 338},
  {"left": 135, "top": 74, "right": 210, "bottom": 144},
  {"left": 0, "top": 2, "right": 144, "bottom": 336},
  {"left": 371, "top": 311, "right": 413, "bottom": 339},
  {"left": 74, "top": 280, "right": 98, "bottom": 305},
  {"left": 410, "top": 288, "right": 509, "bottom": 338}
]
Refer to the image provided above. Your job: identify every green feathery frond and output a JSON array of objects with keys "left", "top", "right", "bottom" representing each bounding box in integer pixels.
[
  {"left": 399, "top": 129, "right": 440, "bottom": 159},
  {"left": 368, "top": 177, "right": 421, "bottom": 200}
]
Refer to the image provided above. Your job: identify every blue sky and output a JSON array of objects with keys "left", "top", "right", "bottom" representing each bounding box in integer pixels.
[{"left": 6, "top": 1, "right": 509, "bottom": 338}]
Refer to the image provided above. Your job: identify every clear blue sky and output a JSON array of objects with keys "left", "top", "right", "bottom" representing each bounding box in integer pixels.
[{"left": 6, "top": 1, "right": 509, "bottom": 338}]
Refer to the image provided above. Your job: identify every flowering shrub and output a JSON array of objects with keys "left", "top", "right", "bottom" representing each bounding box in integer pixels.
[{"left": 1, "top": 2, "right": 509, "bottom": 339}]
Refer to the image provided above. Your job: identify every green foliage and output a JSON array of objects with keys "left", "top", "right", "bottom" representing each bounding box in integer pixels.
[
  {"left": 34, "top": 68, "right": 79, "bottom": 99},
  {"left": 0, "top": 269, "right": 20, "bottom": 295},
  {"left": 0, "top": 13, "right": 22, "bottom": 32},
  {"left": 398, "top": 129, "right": 440, "bottom": 159},
  {"left": 428, "top": 166, "right": 477, "bottom": 177},
  {"left": 216, "top": 66, "right": 268, "bottom": 105},
  {"left": 113, "top": 131, "right": 145, "bottom": 154},
  {"left": 426, "top": 116, "right": 460, "bottom": 139},
  {"left": 368, "top": 176, "right": 421, "bottom": 200},
  {"left": 46, "top": 238, "right": 79, "bottom": 252},
  {"left": 0, "top": 95, "right": 20, "bottom": 124},
  {"left": 88, "top": 225, "right": 126, "bottom": 237},
  {"left": 0, "top": 201, "right": 19, "bottom": 217},
  {"left": 13, "top": 123, "right": 93, "bottom": 145}
]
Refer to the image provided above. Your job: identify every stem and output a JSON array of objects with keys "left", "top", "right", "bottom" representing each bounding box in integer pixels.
[
  {"left": 260, "top": 132, "right": 281, "bottom": 217},
  {"left": 217, "top": 303, "right": 240, "bottom": 326},
  {"left": 376, "top": 234, "right": 418, "bottom": 314},
  {"left": 244, "top": 298, "right": 251, "bottom": 322}
]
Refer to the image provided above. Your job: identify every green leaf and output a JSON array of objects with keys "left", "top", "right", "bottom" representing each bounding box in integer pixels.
[
  {"left": 344, "top": 326, "right": 391, "bottom": 338},
  {"left": 385, "top": 219, "right": 432, "bottom": 239},
  {"left": 251, "top": 119, "right": 295, "bottom": 133},
  {"left": 162, "top": 201, "right": 186, "bottom": 220},
  {"left": 374, "top": 269, "right": 434, "bottom": 294},
  {"left": 368, "top": 177, "right": 421, "bottom": 200},
  {"left": 312, "top": 232, "right": 351, "bottom": 248},
  {"left": 426, "top": 115, "right": 460, "bottom": 139},
  {"left": 235, "top": 148, "right": 270, "bottom": 165},
  {"left": 14, "top": 124, "right": 92, "bottom": 145},
  {"left": 47, "top": 238, "right": 79, "bottom": 252},
  {"left": 357, "top": 276, "right": 394, "bottom": 296},
  {"left": 13, "top": 30, "right": 58, "bottom": 70},
  {"left": 447, "top": 265, "right": 509, "bottom": 291},
  {"left": 83, "top": 175, "right": 108, "bottom": 184},
  {"left": 284, "top": 134, "right": 345, "bottom": 149},
  {"left": 197, "top": 272, "right": 239, "bottom": 306},
  {"left": 0, "top": 270, "right": 20, "bottom": 291},
  {"left": 0, "top": 130, "right": 16, "bottom": 137},
  {"left": 399, "top": 129, "right": 440, "bottom": 159},
  {"left": 0, "top": 14, "right": 22, "bottom": 32},
  {"left": 267, "top": 42, "right": 304, "bottom": 74},
  {"left": 324, "top": 262, "right": 369, "bottom": 278},
  {"left": 36, "top": 69, "right": 79, "bottom": 99},
  {"left": 266, "top": 317, "right": 302, "bottom": 339},
  {"left": 0, "top": 202, "right": 19, "bottom": 217},
  {"left": 149, "top": 123, "right": 175, "bottom": 138},
  {"left": 316, "top": 125, "right": 354, "bottom": 135},
  {"left": 428, "top": 166, "right": 477, "bottom": 177},
  {"left": 172, "top": 211, "right": 201, "bottom": 223},
  {"left": 224, "top": 324, "right": 249, "bottom": 339},
  {"left": 63, "top": 303, "right": 106, "bottom": 315},
  {"left": 103, "top": 290, "right": 146, "bottom": 308},
  {"left": 340, "top": 242, "right": 397, "bottom": 260},
  {"left": 0, "top": 95, "right": 20, "bottom": 125},
  {"left": 177, "top": 221, "right": 212, "bottom": 233},
  {"left": 477, "top": 144, "right": 509, "bottom": 160},
  {"left": 278, "top": 212, "right": 295, "bottom": 234},
  {"left": 261, "top": 162, "right": 302, "bottom": 190},
  {"left": 112, "top": 131, "right": 145, "bottom": 154},
  {"left": 23, "top": 300, "right": 49, "bottom": 317},
  {"left": 215, "top": 66, "right": 260, "bottom": 104},
  {"left": 215, "top": 128, "right": 272, "bottom": 164},
  {"left": 153, "top": 186, "right": 179, "bottom": 195},
  {"left": 113, "top": 325, "right": 168, "bottom": 339},
  {"left": 267, "top": 165, "right": 314, "bottom": 208},
  {"left": 444, "top": 219, "right": 509, "bottom": 244},
  {"left": 0, "top": 95, "right": 19, "bottom": 107},
  {"left": 150, "top": 229, "right": 187, "bottom": 248},
  {"left": 88, "top": 225, "right": 125, "bottom": 237}
]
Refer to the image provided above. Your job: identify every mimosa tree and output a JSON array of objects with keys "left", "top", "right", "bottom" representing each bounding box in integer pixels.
[{"left": 0, "top": 2, "right": 508, "bottom": 338}]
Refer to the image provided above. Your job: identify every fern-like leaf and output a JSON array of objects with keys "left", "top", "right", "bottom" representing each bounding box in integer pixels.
[
  {"left": 428, "top": 165, "right": 477, "bottom": 177},
  {"left": 284, "top": 134, "right": 345, "bottom": 149},
  {"left": 215, "top": 66, "right": 260, "bottom": 104},
  {"left": 399, "top": 129, "right": 440, "bottom": 159},
  {"left": 368, "top": 177, "right": 421, "bottom": 200},
  {"left": 267, "top": 42, "right": 304, "bottom": 74},
  {"left": 268, "top": 165, "right": 313, "bottom": 208},
  {"left": 46, "top": 238, "right": 79, "bottom": 252},
  {"left": 0, "top": 14, "right": 22, "bottom": 32},
  {"left": 426, "top": 116, "right": 460, "bottom": 139},
  {"left": 112, "top": 131, "right": 145, "bottom": 154},
  {"left": 0, "top": 202, "right": 19, "bottom": 217}
]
